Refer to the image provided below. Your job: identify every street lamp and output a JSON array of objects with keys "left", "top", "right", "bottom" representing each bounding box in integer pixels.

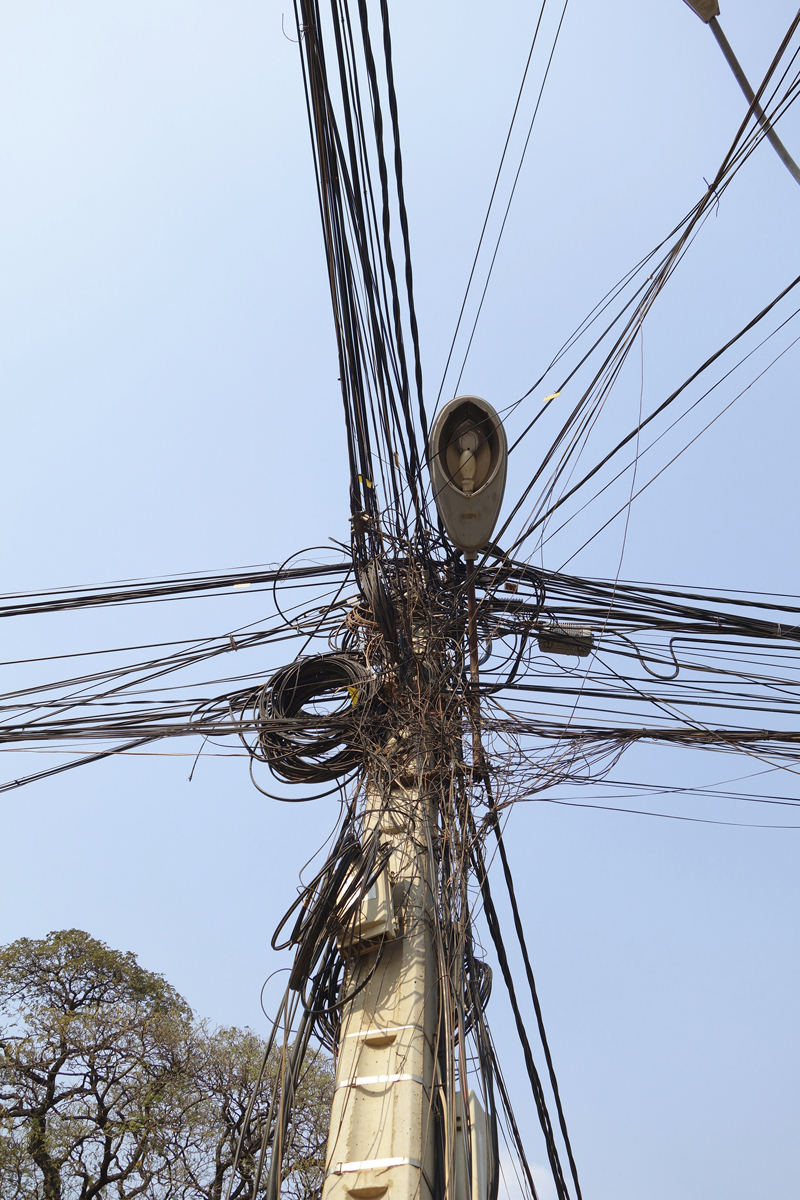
[
  {"left": 429, "top": 395, "right": 508, "bottom": 693},
  {"left": 428, "top": 395, "right": 507, "bottom": 561}
]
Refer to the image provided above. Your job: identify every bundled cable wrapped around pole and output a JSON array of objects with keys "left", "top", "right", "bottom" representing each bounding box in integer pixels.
[{"left": 238, "top": 653, "right": 381, "bottom": 785}]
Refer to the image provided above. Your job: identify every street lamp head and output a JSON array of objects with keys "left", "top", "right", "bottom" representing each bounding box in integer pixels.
[{"left": 429, "top": 395, "right": 507, "bottom": 559}]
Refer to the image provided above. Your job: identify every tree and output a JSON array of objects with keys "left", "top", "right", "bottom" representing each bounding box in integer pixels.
[
  {"left": 0, "top": 929, "right": 194, "bottom": 1199},
  {"left": 0, "top": 931, "right": 333, "bottom": 1200},
  {"left": 179, "top": 1026, "right": 333, "bottom": 1200}
]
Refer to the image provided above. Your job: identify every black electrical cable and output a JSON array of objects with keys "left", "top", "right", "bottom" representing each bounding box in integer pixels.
[
  {"left": 498, "top": 269, "right": 800, "bottom": 559},
  {"left": 487, "top": 802, "right": 583, "bottom": 1200},
  {"left": 471, "top": 839, "right": 573, "bottom": 1200},
  {"left": 451, "top": 0, "right": 571, "bottom": 397},
  {"left": 434, "top": 0, "right": 551, "bottom": 411}
]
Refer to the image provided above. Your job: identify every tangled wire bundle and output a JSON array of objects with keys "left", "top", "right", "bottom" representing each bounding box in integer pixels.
[{"left": 246, "top": 654, "right": 380, "bottom": 784}]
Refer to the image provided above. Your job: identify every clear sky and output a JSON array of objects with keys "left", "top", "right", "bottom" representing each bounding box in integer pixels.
[{"left": 1, "top": 3, "right": 799, "bottom": 1199}]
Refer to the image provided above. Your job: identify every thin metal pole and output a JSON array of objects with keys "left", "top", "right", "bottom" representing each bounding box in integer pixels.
[
  {"left": 465, "top": 557, "right": 486, "bottom": 779},
  {"left": 465, "top": 557, "right": 480, "bottom": 688},
  {"left": 709, "top": 16, "right": 800, "bottom": 188}
]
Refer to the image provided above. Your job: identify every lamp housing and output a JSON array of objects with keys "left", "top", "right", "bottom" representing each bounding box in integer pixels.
[
  {"left": 682, "top": 0, "right": 719, "bottom": 21},
  {"left": 429, "top": 395, "right": 507, "bottom": 559}
]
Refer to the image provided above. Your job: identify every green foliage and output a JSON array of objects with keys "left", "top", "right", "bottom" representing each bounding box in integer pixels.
[
  {"left": 0, "top": 931, "right": 333, "bottom": 1200},
  {"left": 181, "top": 1025, "right": 333, "bottom": 1200},
  {"left": 0, "top": 929, "right": 188, "bottom": 1019}
]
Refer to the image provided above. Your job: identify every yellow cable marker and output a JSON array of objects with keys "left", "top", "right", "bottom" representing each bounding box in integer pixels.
[
  {"left": 347, "top": 685, "right": 360, "bottom": 706},
  {"left": 542, "top": 391, "right": 561, "bottom": 403},
  {"left": 357, "top": 475, "right": 373, "bottom": 488}
]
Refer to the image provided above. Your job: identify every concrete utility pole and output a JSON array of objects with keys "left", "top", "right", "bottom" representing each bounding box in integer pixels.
[
  {"left": 321, "top": 397, "right": 507, "bottom": 1200},
  {"left": 323, "top": 747, "right": 438, "bottom": 1200}
]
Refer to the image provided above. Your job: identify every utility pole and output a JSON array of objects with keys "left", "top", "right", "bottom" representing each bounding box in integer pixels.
[
  {"left": 322, "top": 743, "right": 438, "bottom": 1200},
  {"left": 321, "top": 397, "right": 507, "bottom": 1200}
]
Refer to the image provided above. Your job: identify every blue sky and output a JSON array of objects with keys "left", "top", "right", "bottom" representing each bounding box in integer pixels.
[{"left": 1, "top": 3, "right": 799, "bottom": 1198}]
